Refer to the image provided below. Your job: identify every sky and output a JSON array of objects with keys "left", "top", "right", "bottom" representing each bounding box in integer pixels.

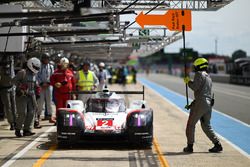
[{"left": 165, "top": 0, "right": 250, "bottom": 56}]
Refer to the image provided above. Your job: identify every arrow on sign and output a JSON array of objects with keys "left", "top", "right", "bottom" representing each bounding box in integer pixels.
[{"left": 136, "top": 10, "right": 192, "bottom": 31}]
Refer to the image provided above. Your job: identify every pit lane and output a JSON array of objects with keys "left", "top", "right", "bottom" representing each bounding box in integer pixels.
[
  {"left": 0, "top": 125, "right": 161, "bottom": 167},
  {"left": 0, "top": 84, "right": 163, "bottom": 167},
  {"left": 0, "top": 82, "right": 249, "bottom": 167}
]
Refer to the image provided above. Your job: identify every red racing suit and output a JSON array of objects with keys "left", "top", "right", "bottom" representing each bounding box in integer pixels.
[{"left": 50, "top": 68, "right": 75, "bottom": 115}]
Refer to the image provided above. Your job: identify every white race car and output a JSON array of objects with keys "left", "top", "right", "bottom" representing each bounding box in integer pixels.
[{"left": 57, "top": 87, "right": 153, "bottom": 147}]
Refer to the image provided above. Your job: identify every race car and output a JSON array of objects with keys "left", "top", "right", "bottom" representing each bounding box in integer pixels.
[{"left": 56, "top": 86, "right": 153, "bottom": 147}]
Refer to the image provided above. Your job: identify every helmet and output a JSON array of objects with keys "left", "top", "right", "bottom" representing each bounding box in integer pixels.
[
  {"left": 60, "top": 57, "right": 69, "bottom": 65},
  {"left": 41, "top": 53, "right": 50, "bottom": 60},
  {"left": 99, "top": 62, "right": 105, "bottom": 68},
  {"left": 193, "top": 58, "right": 208, "bottom": 71},
  {"left": 27, "top": 57, "right": 41, "bottom": 74}
]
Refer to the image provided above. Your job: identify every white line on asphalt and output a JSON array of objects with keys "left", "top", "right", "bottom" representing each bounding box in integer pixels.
[
  {"left": 1, "top": 126, "right": 56, "bottom": 167},
  {"left": 140, "top": 80, "right": 250, "bottom": 159},
  {"left": 214, "top": 88, "right": 250, "bottom": 100},
  {"left": 213, "top": 83, "right": 250, "bottom": 96},
  {"left": 216, "top": 133, "right": 250, "bottom": 159},
  {"left": 213, "top": 108, "right": 250, "bottom": 128}
]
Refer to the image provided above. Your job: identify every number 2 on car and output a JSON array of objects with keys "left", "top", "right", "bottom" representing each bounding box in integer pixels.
[{"left": 97, "top": 119, "right": 113, "bottom": 126}]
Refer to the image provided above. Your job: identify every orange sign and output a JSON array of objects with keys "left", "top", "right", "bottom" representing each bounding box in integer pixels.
[{"left": 136, "top": 10, "right": 192, "bottom": 31}]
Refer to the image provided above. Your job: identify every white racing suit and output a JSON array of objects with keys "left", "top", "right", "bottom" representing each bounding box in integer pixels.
[{"left": 186, "top": 71, "right": 220, "bottom": 145}]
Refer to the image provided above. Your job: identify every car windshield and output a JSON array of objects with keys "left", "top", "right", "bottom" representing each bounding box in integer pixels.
[{"left": 87, "top": 98, "right": 125, "bottom": 113}]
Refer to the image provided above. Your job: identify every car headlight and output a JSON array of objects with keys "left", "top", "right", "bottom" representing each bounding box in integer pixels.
[
  {"left": 63, "top": 113, "right": 81, "bottom": 127},
  {"left": 129, "top": 111, "right": 152, "bottom": 127}
]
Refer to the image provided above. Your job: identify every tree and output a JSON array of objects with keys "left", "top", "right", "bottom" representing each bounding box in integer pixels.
[{"left": 232, "top": 50, "right": 247, "bottom": 61}]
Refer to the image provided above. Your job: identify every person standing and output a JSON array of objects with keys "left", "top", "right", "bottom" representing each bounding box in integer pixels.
[
  {"left": 50, "top": 57, "right": 76, "bottom": 116},
  {"left": 131, "top": 66, "right": 137, "bottom": 84},
  {"left": 107, "top": 66, "right": 113, "bottom": 84},
  {"left": 0, "top": 60, "right": 17, "bottom": 130},
  {"left": 13, "top": 57, "right": 41, "bottom": 137},
  {"left": 75, "top": 61, "right": 99, "bottom": 104},
  {"left": 36, "top": 53, "right": 55, "bottom": 128},
  {"left": 183, "top": 58, "right": 222, "bottom": 153},
  {"left": 121, "top": 66, "right": 128, "bottom": 86},
  {"left": 97, "top": 62, "right": 107, "bottom": 91}
]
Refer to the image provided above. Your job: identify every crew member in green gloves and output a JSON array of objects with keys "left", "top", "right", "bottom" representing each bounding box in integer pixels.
[{"left": 183, "top": 58, "right": 222, "bottom": 153}]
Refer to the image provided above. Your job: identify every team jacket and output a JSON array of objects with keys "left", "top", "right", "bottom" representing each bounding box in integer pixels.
[{"left": 50, "top": 68, "right": 75, "bottom": 95}]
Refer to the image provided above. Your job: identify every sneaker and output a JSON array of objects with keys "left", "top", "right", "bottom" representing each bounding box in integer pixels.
[
  {"left": 10, "top": 123, "right": 15, "bottom": 130},
  {"left": 209, "top": 143, "right": 223, "bottom": 153},
  {"left": 49, "top": 117, "right": 56, "bottom": 123},
  {"left": 23, "top": 131, "right": 36, "bottom": 136},
  {"left": 34, "top": 122, "right": 42, "bottom": 129},
  {"left": 15, "top": 130, "right": 22, "bottom": 137},
  {"left": 183, "top": 144, "right": 193, "bottom": 153},
  {"left": 34, "top": 120, "right": 42, "bottom": 129}
]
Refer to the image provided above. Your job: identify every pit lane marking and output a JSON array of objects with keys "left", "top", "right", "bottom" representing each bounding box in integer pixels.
[
  {"left": 153, "top": 137, "right": 170, "bottom": 167},
  {"left": 214, "top": 88, "right": 250, "bottom": 100},
  {"left": 32, "top": 138, "right": 170, "bottom": 167},
  {"left": 1, "top": 126, "right": 55, "bottom": 167},
  {"left": 33, "top": 144, "right": 57, "bottom": 167}
]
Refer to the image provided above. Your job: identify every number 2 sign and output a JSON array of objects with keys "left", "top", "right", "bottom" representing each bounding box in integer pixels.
[{"left": 97, "top": 119, "right": 113, "bottom": 127}]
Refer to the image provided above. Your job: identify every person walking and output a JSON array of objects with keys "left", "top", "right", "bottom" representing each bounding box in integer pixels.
[
  {"left": 183, "top": 58, "right": 223, "bottom": 153},
  {"left": 13, "top": 57, "right": 41, "bottom": 137},
  {"left": 75, "top": 61, "right": 99, "bottom": 104},
  {"left": 97, "top": 62, "right": 107, "bottom": 91},
  {"left": 36, "top": 53, "right": 55, "bottom": 128}
]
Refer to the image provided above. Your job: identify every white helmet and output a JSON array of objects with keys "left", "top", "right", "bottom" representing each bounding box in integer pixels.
[
  {"left": 60, "top": 57, "right": 69, "bottom": 69},
  {"left": 99, "top": 62, "right": 105, "bottom": 67},
  {"left": 60, "top": 57, "right": 69, "bottom": 65},
  {"left": 27, "top": 57, "right": 41, "bottom": 74}
]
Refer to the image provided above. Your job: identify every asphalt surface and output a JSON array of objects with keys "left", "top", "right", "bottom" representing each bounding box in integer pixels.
[
  {"left": 140, "top": 73, "right": 250, "bottom": 125},
  {"left": 0, "top": 83, "right": 249, "bottom": 167}
]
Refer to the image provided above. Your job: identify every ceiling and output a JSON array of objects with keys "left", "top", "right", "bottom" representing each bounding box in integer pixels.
[{"left": 0, "top": 0, "right": 234, "bottom": 63}]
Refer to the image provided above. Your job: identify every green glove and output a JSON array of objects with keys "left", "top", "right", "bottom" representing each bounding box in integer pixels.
[
  {"left": 184, "top": 76, "right": 191, "bottom": 84},
  {"left": 185, "top": 104, "right": 191, "bottom": 110}
]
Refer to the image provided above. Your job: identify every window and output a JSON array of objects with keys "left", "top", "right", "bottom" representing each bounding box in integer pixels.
[{"left": 87, "top": 98, "right": 125, "bottom": 113}]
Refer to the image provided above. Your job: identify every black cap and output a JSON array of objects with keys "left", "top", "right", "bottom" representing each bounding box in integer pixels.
[
  {"left": 82, "top": 61, "right": 90, "bottom": 66},
  {"left": 41, "top": 53, "right": 50, "bottom": 59}
]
